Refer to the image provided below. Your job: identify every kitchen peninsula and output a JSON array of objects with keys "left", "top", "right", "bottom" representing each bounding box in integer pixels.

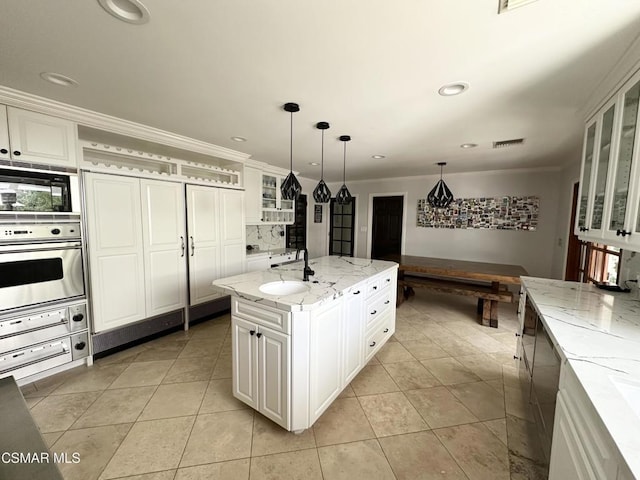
[
  {"left": 520, "top": 277, "right": 640, "bottom": 479},
  {"left": 212, "top": 256, "right": 398, "bottom": 432}
]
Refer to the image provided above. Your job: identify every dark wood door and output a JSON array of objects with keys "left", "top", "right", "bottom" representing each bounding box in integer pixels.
[
  {"left": 371, "top": 196, "right": 403, "bottom": 259},
  {"left": 565, "top": 183, "right": 582, "bottom": 281}
]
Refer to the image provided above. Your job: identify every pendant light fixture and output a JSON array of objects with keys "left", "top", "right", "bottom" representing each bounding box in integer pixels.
[
  {"left": 427, "top": 162, "right": 454, "bottom": 208},
  {"left": 335, "top": 135, "right": 352, "bottom": 205},
  {"left": 312, "top": 122, "right": 332, "bottom": 203},
  {"left": 280, "top": 102, "right": 302, "bottom": 201}
]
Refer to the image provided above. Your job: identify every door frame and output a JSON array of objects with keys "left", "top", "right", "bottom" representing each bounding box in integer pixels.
[
  {"left": 562, "top": 179, "right": 581, "bottom": 279},
  {"left": 366, "top": 192, "right": 408, "bottom": 259}
]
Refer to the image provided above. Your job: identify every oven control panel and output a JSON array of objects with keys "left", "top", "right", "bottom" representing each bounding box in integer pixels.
[{"left": 0, "top": 222, "right": 81, "bottom": 242}]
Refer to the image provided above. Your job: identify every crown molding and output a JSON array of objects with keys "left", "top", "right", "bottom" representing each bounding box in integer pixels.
[
  {"left": 0, "top": 85, "right": 251, "bottom": 163},
  {"left": 580, "top": 31, "right": 640, "bottom": 122}
]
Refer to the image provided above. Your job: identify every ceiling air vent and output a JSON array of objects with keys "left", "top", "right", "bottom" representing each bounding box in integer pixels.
[
  {"left": 498, "top": 0, "right": 538, "bottom": 14},
  {"left": 493, "top": 138, "right": 525, "bottom": 149}
]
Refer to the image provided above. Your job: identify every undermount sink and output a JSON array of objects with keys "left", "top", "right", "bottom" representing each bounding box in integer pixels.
[
  {"left": 259, "top": 280, "right": 307, "bottom": 296},
  {"left": 610, "top": 375, "right": 640, "bottom": 420}
]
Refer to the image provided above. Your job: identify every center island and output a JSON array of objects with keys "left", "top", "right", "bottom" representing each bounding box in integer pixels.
[{"left": 212, "top": 255, "right": 398, "bottom": 432}]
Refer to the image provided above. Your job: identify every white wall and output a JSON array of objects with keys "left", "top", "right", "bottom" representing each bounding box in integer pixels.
[
  {"left": 300, "top": 177, "right": 330, "bottom": 259},
  {"left": 550, "top": 159, "right": 582, "bottom": 280},
  {"left": 300, "top": 168, "right": 563, "bottom": 278}
]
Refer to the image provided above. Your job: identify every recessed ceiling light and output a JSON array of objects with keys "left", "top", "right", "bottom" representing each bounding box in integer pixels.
[
  {"left": 371, "top": 155, "right": 386, "bottom": 159},
  {"left": 39, "top": 72, "right": 78, "bottom": 87},
  {"left": 460, "top": 143, "right": 478, "bottom": 149},
  {"left": 231, "top": 136, "right": 247, "bottom": 142},
  {"left": 309, "top": 162, "right": 320, "bottom": 166},
  {"left": 98, "top": 0, "right": 150, "bottom": 24},
  {"left": 438, "top": 82, "right": 469, "bottom": 96}
]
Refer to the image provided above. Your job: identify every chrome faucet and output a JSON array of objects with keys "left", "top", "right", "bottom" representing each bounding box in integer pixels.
[{"left": 297, "top": 248, "right": 315, "bottom": 281}]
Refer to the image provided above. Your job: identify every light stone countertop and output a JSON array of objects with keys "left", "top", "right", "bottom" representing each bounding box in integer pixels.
[
  {"left": 521, "top": 276, "right": 640, "bottom": 478},
  {"left": 213, "top": 255, "right": 398, "bottom": 312},
  {"left": 246, "top": 247, "right": 297, "bottom": 257}
]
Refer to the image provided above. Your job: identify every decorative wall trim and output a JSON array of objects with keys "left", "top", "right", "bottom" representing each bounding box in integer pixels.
[
  {"left": 417, "top": 196, "right": 539, "bottom": 231},
  {"left": 0, "top": 86, "right": 251, "bottom": 163}
]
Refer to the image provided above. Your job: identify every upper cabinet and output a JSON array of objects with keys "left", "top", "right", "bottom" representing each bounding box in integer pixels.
[
  {"left": 244, "top": 165, "right": 295, "bottom": 225},
  {"left": 576, "top": 69, "right": 640, "bottom": 251},
  {"left": 0, "top": 105, "right": 78, "bottom": 168}
]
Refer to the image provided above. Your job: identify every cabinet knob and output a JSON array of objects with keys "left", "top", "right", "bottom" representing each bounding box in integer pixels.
[
  {"left": 0, "top": 148, "right": 7, "bottom": 154},
  {"left": 369, "top": 341, "right": 376, "bottom": 347},
  {"left": 373, "top": 286, "right": 377, "bottom": 290},
  {"left": 515, "top": 332, "right": 521, "bottom": 337},
  {"left": 383, "top": 328, "right": 389, "bottom": 333},
  {"left": 386, "top": 278, "right": 391, "bottom": 282},
  {"left": 353, "top": 290, "right": 360, "bottom": 295},
  {"left": 384, "top": 300, "right": 390, "bottom": 305},
  {"left": 13, "top": 150, "right": 21, "bottom": 156},
  {"left": 250, "top": 330, "right": 255, "bottom": 336},
  {"left": 513, "top": 355, "right": 520, "bottom": 360},
  {"left": 370, "top": 310, "right": 377, "bottom": 315},
  {"left": 256, "top": 332, "right": 263, "bottom": 338}
]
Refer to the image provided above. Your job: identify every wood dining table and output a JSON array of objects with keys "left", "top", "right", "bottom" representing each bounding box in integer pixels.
[{"left": 383, "top": 254, "right": 528, "bottom": 327}]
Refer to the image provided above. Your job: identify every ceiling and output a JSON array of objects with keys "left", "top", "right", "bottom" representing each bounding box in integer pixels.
[{"left": 2, "top": 1, "right": 640, "bottom": 182}]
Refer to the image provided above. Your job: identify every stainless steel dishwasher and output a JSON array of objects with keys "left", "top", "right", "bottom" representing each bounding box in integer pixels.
[{"left": 530, "top": 310, "right": 561, "bottom": 462}]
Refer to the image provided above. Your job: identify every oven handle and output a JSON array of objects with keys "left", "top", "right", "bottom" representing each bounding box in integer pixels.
[{"left": 0, "top": 241, "right": 82, "bottom": 253}]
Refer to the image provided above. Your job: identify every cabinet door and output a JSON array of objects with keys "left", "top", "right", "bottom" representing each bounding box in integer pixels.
[
  {"left": 186, "top": 185, "right": 221, "bottom": 306},
  {"left": 258, "top": 326, "right": 290, "bottom": 429},
  {"left": 0, "top": 105, "right": 9, "bottom": 160},
  {"left": 309, "top": 300, "right": 343, "bottom": 423},
  {"left": 7, "top": 107, "right": 77, "bottom": 168},
  {"left": 342, "top": 288, "right": 364, "bottom": 385},
  {"left": 278, "top": 175, "right": 295, "bottom": 211},
  {"left": 141, "top": 179, "right": 187, "bottom": 316},
  {"left": 84, "top": 173, "right": 146, "bottom": 332},
  {"left": 576, "top": 122, "right": 597, "bottom": 235},
  {"left": 608, "top": 78, "right": 640, "bottom": 241},
  {"left": 261, "top": 173, "right": 278, "bottom": 210},
  {"left": 219, "top": 188, "right": 246, "bottom": 278},
  {"left": 589, "top": 102, "right": 616, "bottom": 236},
  {"left": 232, "top": 317, "right": 258, "bottom": 409},
  {"left": 549, "top": 394, "right": 597, "bottom": 480},
  {"left": 244, "top": 167, "right": 262, "bottom": 224},
  {"left": 246, "top": 254, "right": 270, "bottom": 272}
]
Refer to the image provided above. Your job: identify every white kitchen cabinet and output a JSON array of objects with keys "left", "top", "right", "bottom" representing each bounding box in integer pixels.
[
  {"left": 140, "top": 179, "right": 187, "bottom": 316},
  {"left": 230, "top": 267, "right": 396, "bottom": 432},
  {"left": 0, "top": 105, "right": 77, "bottom": 168},
  {"left": 243, "top": 166, "right": 295, "bottom": 225},
  {"left": 186, "top": 184, "right": 245, "bottom": 306},
  {"left": 85, "top": 173, "right": 187, "bottom": 332},
  {"left": 577, "top": 69, "right": 640, "bottom": 252},
  {"left": 84, "top": 173, "right": 147, "bottom": 332},
  {"left": 549, "top": 363, "right": 620, "bottom": 480},
  {"left": 342, "top": 286, "right": 364, "bottom": 384},
  {"left": 246, "top": 253, "right": 270, "bottom": 272},
  {"left": 244, "top": 166, "right": 262, "bottom": 224},
  {"left": 309, "top": 300, "right": 343, "bottom": 422},
  {"left": 232, "top": 311, "right": 290, "bottom": 429}
]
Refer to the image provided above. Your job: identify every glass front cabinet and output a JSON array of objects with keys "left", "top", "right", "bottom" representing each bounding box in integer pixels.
[
  {"left": 576, "top": 69, "right": 640, "bottom": 251},
  {"left": 260, "top": 173, "right": 294, "bottom": 224}
]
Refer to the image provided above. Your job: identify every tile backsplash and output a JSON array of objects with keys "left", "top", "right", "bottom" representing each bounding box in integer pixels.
[{"left": 246, "top": 225, "right": 285, "bottom": 251}]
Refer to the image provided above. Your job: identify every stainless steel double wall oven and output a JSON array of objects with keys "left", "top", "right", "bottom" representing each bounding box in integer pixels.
[{"left": 0, "top": 168, "right": 89, "bottom": 381}]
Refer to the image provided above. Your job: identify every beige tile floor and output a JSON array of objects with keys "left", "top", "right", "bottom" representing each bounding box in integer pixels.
[{"left": 20, "top": 291, "right": 548, "bottom": 480}]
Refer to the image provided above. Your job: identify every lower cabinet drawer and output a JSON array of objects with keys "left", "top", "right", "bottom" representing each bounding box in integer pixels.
[
  {"left": 364, "top": 312, "right": 393, "bottom": 363},
  {"left": 233, "top": 298, "right": 291, "bottom": 334}
]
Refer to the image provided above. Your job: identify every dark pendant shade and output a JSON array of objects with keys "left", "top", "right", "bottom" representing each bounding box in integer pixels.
[
  {"left": 335, "top": 184, "right": 352, "bottom": 205},
  {"left": 280, "top": 102, "right": 302, "bottom": 201},
  {"left": 281, "top": 171, "right": 302, "bottom": 201},
  {"left": 313, "top": 179, "right": 331, "bottom": 203},
  {"left": 427, "top": 179, "right": 454, "bottom": 208}
]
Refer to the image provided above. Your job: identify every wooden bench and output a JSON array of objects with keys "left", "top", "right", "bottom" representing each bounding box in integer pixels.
[{"left": 398, "top": 274, "right": 514, "bottom": 327}]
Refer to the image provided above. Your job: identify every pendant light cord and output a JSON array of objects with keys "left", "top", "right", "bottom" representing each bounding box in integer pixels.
[
  {"left": 289, "top": 112, "right": 293, "bottom": 172},
  {"left": 321, "top": 129, "right": 324, "bottom": 180},
  {"left": 342, "top": 142, "right": 346, "bottom": 184}
]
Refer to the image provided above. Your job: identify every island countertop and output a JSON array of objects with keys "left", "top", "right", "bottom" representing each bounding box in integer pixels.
[
  {"left": 212, "top": 255, "right": 398, "bottom": 312},
  {"left": 521, "top": 276, "right": 640, "bottom": 478}
]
